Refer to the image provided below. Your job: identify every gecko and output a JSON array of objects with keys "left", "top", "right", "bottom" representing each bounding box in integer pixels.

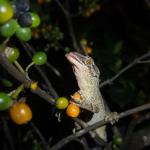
[{"left": 65, "top": 52, "right": 109, "bottom": 141}]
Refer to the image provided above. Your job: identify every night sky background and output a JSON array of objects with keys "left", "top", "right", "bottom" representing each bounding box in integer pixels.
[{"left": 0, "top": 0, "right": 150, "bottom": 150}]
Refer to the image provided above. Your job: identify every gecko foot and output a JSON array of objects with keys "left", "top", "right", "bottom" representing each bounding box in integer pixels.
[{"left": 105, "top": 112, "right": 119, "bottom": 124}]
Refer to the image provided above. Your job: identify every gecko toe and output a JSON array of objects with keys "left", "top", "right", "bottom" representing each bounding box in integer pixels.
[{"left": 105, "top": 112, "right": 119, "bottom": 124}]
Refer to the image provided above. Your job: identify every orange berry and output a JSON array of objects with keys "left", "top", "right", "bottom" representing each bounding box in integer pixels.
[
  {"left": 84, "top": 46, "right": 93, "bottom": 54},
  {"left": 96, "top": 4, "right": 101, "bottom": 11},
  {"left": 32, "top": 30, "right": 40, "bottom": 39},
  {"left": 84, "top": 11, "right": 92, "bottom": 17},
  {"left": 37, "top": 0, "right": 44, "bottom": 5},
  {"left": 71, "top": 92, "right": 81, "bottom": 102},
  {"left": 9, "top": 102, "right": 32, "bottom": 125},
  {"left": 66, "top": 103, "right": 80, "bottom": 118}
]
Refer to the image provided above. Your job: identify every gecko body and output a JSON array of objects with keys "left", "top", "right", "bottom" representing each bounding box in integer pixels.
[{"left": 66, "top": 52, "right": 108, "bottom": 140}]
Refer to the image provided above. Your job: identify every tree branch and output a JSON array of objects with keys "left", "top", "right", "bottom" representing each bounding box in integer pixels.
[
  {"left": 22, "top": 43, "right": 59, "bottom": 99},
  {"left": 74, "top": 118, "right": 107, "bottom": 146},
  {"left": 100, "top": 50, "right": 150, "bottom": 88},
  {"left": 30, "top": 122, "right": 50, "bottom": 150},
  {"left": 0, "top": 49, "right": 31, "bottom": 87},
  {"left": 0, "top": 49, "right": 55, "bottom": 105},
  {"left": 54, "top": 0, "right": 82, "bottom": 52},
  {"left": 120, "top": 112, "right": 150, "bottom": 150},
  {"left": 50, "top": 103, "right": 150, "bottom": 150}
]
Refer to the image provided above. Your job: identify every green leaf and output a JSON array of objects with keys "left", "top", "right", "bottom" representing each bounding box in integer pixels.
[
  {"left": 113, "top": 41, "right": 123, "bottom": 54},
  {"left": 65, "top": 47, "right": 70, "bottom": 52},
  {"left": 109, "top": 59, "right": 122, "bottom": 73},
  {"left": 0, "top": 77, "right": 13, "bottom": 87}
]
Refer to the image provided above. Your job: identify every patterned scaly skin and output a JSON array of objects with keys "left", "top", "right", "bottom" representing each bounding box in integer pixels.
[{"left": 66, "top": 52, "right": 108, "bottom": 140}]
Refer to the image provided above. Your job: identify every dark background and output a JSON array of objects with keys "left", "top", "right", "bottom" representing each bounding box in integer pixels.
[{"left": 0, "top": 0, "right": 150, "bottom": 149}]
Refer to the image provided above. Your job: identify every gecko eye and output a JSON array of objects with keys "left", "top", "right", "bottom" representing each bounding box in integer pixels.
[{"left": 85, "top": 58, "right": 93, "bottom": 65}]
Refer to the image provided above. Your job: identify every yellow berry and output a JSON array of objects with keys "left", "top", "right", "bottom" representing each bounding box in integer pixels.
[
  {"left": 0, "top": 0, "right": 14, "bottom": 24},
  {"left": 30, "top": 82, "right": 38, "bottom": 90},
  {"left": 56, "top": 97, "right": 69, "bottom": 109},
  {"left": 80, "top": 38, "right": 87, "bottom": 46}
]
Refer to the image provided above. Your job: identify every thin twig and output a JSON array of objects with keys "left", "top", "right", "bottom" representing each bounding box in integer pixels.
[
  {"left": 120, "top": 112, "right": 150, "bottom": 150},
  {"left": 46, "top": 62, "right": 62, "bottom": 77},
  {"left": 50, "top": 103, "right": 150, "bottom": 150},
  {"left": 119, "top": 103, "right": 150, "bottom": 118},
  {"left": 76, "top": 137, "right": 91, "bottom": 150},
  {"left": 104, "top": 142, "right": 113, "bottom": 150},
  {"left": 31, "top": 88, "right": 55, "bottom": 104},
  {"left": 74, "top": 118, "right": 107, "bottom": 146},
  {"left": 138, "top": 60, "right": 150, "bottom": 64},
  {"left": 100, "top": 50, "right": 150, "bottom": 88},
  {"left": 54, "top": 0, "right": 82, "bottom": 52},
  {"left": 14, "top": 60, "right": 25, "bottom": 74},
  {"left": 33, "top": 67, "right": 58, "bottom": 99},
  {"left": 145, "top": 0, "right": 150, "bottom": 8},
  {"left": 2, "top": 38, "right": 10, "bottom": 45},
  {"left": 30, "top": 122, "right": 50, "bottom": 150},
  {"left": 23, "top": 43, "right": 61, "bottom": 77},
  {"left": 22, "top": 43, "right": 59, "bottom": 99},
  {"left": 55, "top": 0, "right": 68, "bottom": 16}
]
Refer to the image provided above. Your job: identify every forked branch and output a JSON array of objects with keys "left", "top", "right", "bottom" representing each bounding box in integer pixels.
[
  {"left": 100, "top": 50, "right": 150, "bottom": 87},
  {"left": 50, "top": 103, "right": 150, "bottom": 150}
]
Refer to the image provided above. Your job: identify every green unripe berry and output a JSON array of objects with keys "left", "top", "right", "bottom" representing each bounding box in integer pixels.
[
  {"left": 0, "top": 19, "right": 18, "bottom": 37},
  {"left": 32, "top": 51, "right": 47, "bottom": 65},
  {"left": 56, "top": 97, "right": 69, "bottom": 109},
  {"left": 0, "top": 92, "right": 12, "bottom": 111},
  {"left": 30, "top": 12, "right": 40, "bottom": 27},
  {"left": 16, "top": 27, "right": 32, "bottom": 42}
]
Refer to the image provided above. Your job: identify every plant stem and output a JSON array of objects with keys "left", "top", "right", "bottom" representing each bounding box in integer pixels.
[{"left": 14, "top": 60, "right": 25, "bottom": 74}]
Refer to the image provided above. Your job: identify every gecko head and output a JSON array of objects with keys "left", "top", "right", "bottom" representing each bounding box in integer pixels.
[{"left": 65, "top": 52, "right": 100, "bottom": 78}]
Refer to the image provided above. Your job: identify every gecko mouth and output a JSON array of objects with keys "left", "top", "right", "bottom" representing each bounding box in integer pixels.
[
  {"left": 65, "top": 52, "right": 80, "bottom": 65},
  {"left": 66, "top": 53, "right": 80, "bottom": 75},
  {"left": 65, "top": 52, "right": 87, "bottom": 74}
]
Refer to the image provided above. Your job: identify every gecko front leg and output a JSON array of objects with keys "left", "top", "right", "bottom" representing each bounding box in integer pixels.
[{"left": 71, "top": 91, "right": 100, "bottom": 113}]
